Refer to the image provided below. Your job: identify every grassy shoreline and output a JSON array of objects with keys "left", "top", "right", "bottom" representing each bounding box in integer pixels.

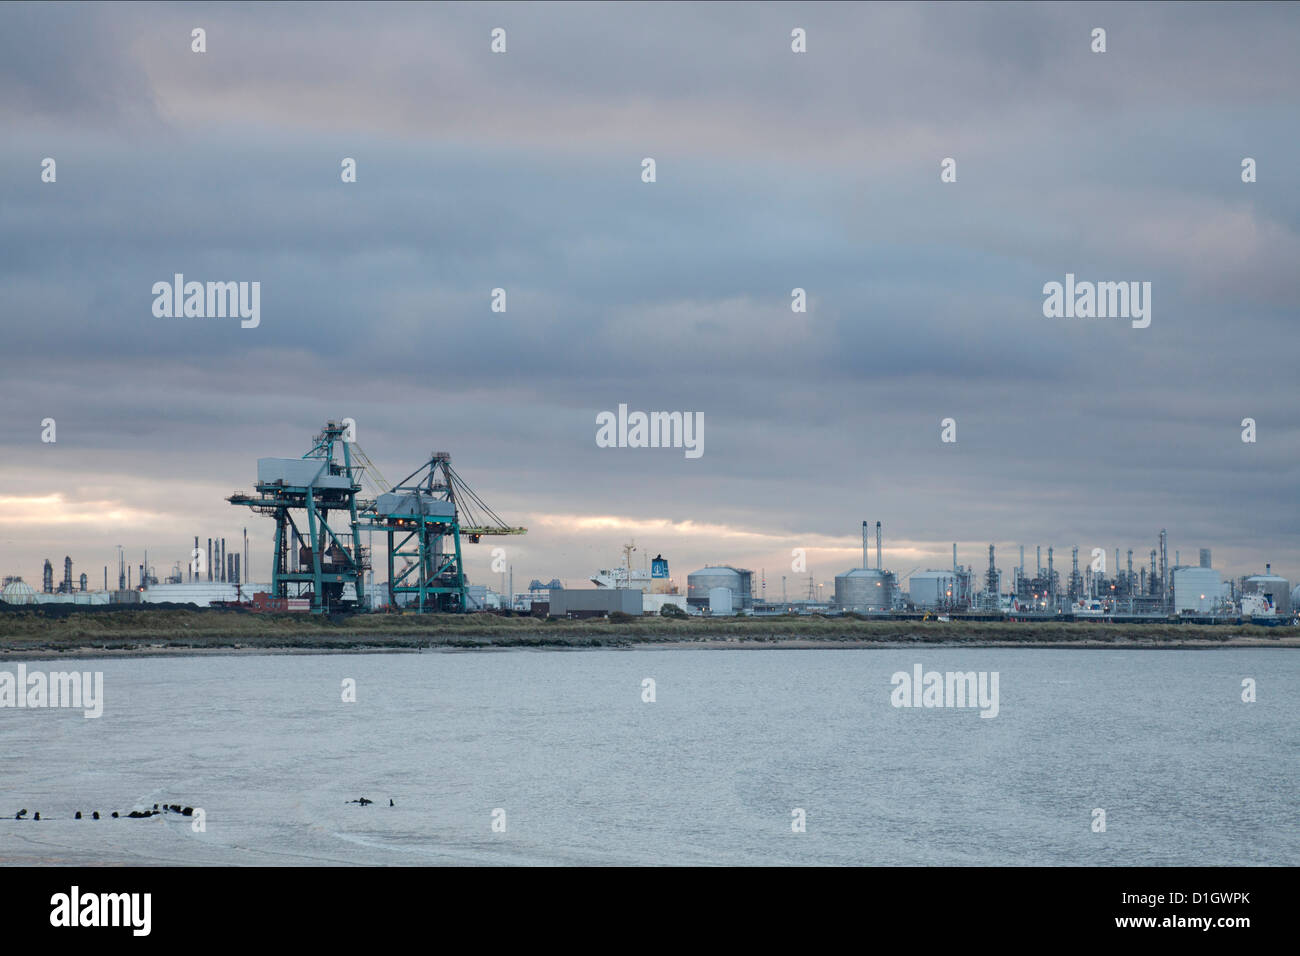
[{"left": 0, "top": 607, "right": 1296, "bottom": 657}]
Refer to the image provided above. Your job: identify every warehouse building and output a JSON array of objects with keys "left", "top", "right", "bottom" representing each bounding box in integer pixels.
[{"left": 548, "top": 588, "right": 642, "bottom": 618}]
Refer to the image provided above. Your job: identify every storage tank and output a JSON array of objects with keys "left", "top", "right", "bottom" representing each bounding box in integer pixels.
[
  {"left": 1173, "top": 567, "right": 1222, "bottom": 613},
  {"left": 1, "top": 577, "right": 39, "bottom": 605},
  {"left": 1242, "top": 572, "right": 1291, "bottom": 615},
  {"left": 686, "top": 566, "right": 753, "bottom": 609},
  {"left": 835, "top": 568, "right": 894, "bottom": 611}
]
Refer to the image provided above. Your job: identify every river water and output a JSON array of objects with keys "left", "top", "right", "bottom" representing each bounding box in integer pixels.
[{"left": 1, "top": 647, "right": 1294, "bottom": 865}]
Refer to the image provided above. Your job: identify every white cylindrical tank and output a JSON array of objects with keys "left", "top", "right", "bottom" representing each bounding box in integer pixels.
[
  {"left": 687, "top": 567, "right": 752, "bottom": 608},
  {"left": 835, "top": 568, "right": 893, "bottom": 611}
]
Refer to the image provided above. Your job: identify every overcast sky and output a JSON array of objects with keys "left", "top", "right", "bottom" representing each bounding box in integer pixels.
[{"left": 2, "top": 1, "right": 1298, "bottom": 595}]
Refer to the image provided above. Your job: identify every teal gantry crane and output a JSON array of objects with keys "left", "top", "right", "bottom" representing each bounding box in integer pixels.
[
  {"left": 228, "top": 421, "right": 368, "bottom": 613},
  {"left": 360, "top": 451, "right": 525, "bottom": 612},
  {"left": 231, "top": 423, "right": 525, "bottom": 613}
]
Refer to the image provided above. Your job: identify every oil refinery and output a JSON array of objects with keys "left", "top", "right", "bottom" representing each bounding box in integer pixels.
[{"left": 1, "top": 422, "right": 1295, "bottom": 625}]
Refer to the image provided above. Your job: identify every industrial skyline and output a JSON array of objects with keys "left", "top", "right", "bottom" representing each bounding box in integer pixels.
[
  {"left": 4, "top": 510, "right": 1290, "bottom": 615},
  {"left": 2, "top": 3, "right": 1298, "bottom": 595}
]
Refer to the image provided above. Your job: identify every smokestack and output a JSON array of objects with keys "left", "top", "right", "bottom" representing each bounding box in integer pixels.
[
  {"left": 1036, "top": 545, "right": 1041, "bottom": 575},
  {"left": 953, "top": 543, "right": 958, "bottom": 574},
  {"left": 193, "top": 536, "right": 199, "bottom": 582},
  {"left": 1199, "top": 549, "right": 1211, "bottom": 569},
  {"left": 234, "top": 553, "right": 240, "bottom": 585},
  {"left": 207, "top": 538, "right": 213, "bottom": 582},
  {"left": 1019, "top": 546, "right": 1024, "bottom": 575},
  {"left": 876, "top": 521, "right": 882, "bottom": 571},
  {"left": 222, "top": 538, "right": 228, "bottom": 582},
  {"left": 103, "top": 566, "right": 107, "bottom": 591},
  {"left": 1159, "top": 529, "right": 1168, "bottom": 600},
  {"left": 862, "top": 521, "right": 868, "bottom": 570}
]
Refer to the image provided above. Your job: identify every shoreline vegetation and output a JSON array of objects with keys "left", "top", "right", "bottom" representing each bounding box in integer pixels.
[{"left": 0, "top": 607, "right": 1296, "bottom": 658}]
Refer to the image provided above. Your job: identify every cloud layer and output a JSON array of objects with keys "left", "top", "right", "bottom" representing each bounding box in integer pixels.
[{"left": 2, "top": 2, "right": 1297, "bottom": 592}]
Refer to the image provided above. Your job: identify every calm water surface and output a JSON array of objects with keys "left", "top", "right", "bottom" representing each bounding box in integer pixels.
[{"left": 1, "top": 647, "right": 1294, "bottom": 865}]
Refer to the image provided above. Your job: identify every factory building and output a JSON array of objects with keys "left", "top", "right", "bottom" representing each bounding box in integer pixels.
[
  {"left": 643, "top": 593, "right": 690, "bottom": 615},
  {"left": 139, "top": 582, "right": 267, "bottom": 607},
  {"left": 40, "top": 591, "right": 111, "bottom": 606},
  {"left": 1, "top": 576, "right": 113, "bottom": 606},
  {"left": 909, "top": 570, "right": 963, "bottom": 609},
  {"left": 686, "top": 566, "right": 753, "bottom": 610},
  {"left": 464, "top": 585, "right": 495, "bottom": 611},
  {"left": 548, "top": 587, "right": 643, "bottom": 618},
  {"left": 1172, "top": 567, "right": 1223, "bottom": 614}
]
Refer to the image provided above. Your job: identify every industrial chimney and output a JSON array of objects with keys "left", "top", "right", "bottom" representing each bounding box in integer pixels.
[{"left": 876, "top": 521, "right": 882, "bottom": 571}]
